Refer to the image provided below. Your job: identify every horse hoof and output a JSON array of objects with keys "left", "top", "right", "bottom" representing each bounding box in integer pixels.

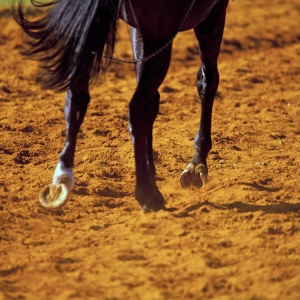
[
  {"left": 180, "top": 163, "right": 207, "bottom": 189},
  {"left": 141, "top": 204, "right": 153, "bottom": 213},
  {"left": 180, "top": 163, "right": 195, "bottom": 188},
  {"left": 141, "top": 203, "right": 166, "bottom": 213},
  {"left": 194, "top": 163, "right": 207, "bottom": 188},
  {"left": 136, "top": 191, "right": 166, "bottom": 213},
  {"left": 39, "top": 183, "right": 69, "bottom": 209},
  {"left": 180, "top": 169, "right": 192, "bottom": 188}
]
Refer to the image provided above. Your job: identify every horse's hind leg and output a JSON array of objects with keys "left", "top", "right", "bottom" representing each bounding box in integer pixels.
[
  {"left": 180, "top": 0, "right": 228, "bottom": 188},
  {"left": 39, "top": 79, "right": 90, "bottom": 209},
  {"left": 129, "top": 28, "right": 172, "bottom": 212}
]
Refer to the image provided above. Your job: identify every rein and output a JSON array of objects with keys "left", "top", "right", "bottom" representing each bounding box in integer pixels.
[{"left": 102, "top": 0, "right": 196, "bottom": 64}]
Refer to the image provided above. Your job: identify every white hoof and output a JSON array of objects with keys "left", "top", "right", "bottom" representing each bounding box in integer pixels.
[
  {"left": 39, "top": 183, "right": 69, "bottom": 209},
  {"left": 38, "top": 162, "right": 74, "bottom": 209}
]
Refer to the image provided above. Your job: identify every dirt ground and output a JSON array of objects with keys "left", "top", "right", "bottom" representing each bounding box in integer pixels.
[{"left": 0, "top": 1, "right": 300, "bottom": 299}]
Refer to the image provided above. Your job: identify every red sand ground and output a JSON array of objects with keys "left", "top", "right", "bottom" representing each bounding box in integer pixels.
[{"left": 1, "top": 1, "right": 300, "bottom": 299}]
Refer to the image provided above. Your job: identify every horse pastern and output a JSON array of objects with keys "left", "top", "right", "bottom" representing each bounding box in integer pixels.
[{"left": 53, "top": 162, "right": 74, "bottom": 191}]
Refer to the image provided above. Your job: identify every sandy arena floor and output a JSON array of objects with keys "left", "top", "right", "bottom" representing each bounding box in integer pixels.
[{"left": 1, "top": 0, "right": 300, "bottom": 299}]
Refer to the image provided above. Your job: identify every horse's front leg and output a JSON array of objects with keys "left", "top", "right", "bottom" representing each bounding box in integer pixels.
[
  {"left": 129, "top": 89, "right": 163, "bottom": 212},
  {"left": 39, "top": 82, "right": 90, "bottom": 209},
  {"left": 130, "top": 27, "right": 159, "bottom": 182},
  {"left": 129, "top": 28, "right": 171, "bottom": 212},
  {"left": 180, "top": 0, "right": 228, "bottom": 188}
]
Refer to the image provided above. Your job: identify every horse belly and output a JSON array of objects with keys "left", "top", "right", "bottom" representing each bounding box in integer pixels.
[
  {"left": 179, "top": 0, "right": 221, "bottom": 31},
  {"left": 119, "top": 0, "right": 219, "bottom": 31}
]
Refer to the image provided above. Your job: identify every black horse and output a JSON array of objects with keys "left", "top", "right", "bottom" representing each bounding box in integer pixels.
[{"left": 13, "top": 0, "right": 229, "bottom": 212}]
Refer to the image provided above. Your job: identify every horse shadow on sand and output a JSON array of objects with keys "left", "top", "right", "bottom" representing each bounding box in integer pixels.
[{"left": 171, "top": 181, "right": 300, "bottom": 215}]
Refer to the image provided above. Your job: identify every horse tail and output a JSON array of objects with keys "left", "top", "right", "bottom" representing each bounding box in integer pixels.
[{"left": 13, "top": 0, "right": 119, "bottom": 92}]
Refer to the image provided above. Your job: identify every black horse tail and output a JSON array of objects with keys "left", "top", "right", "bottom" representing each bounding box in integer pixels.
[{"left": 13, "top": 0, "right": 119, "bottom": 92}]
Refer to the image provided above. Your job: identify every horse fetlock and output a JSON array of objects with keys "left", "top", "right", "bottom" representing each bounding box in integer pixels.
[{"left": 52, "top": 162, "right": 74, "bottom": 191}]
